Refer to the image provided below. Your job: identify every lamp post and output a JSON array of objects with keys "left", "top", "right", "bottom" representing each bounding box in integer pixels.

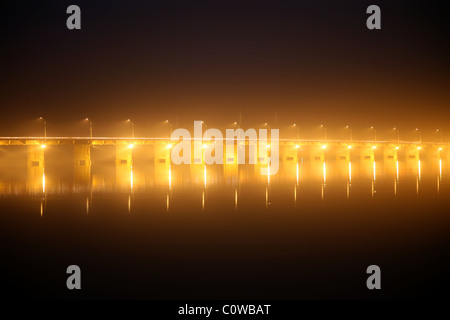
[
  {"left": 165, "top": 120, "right": 173, "bottom": 137},
  {"left": 293, "top": 123, "right": 299, "bottom": 140},
  {"left": 393, "top": 127, "right": 399, "bottom": 144},
  {"left": 415, "top": 128, "right": 422, "bottom": 144},
  {"left": 370, "top": 126, "right": 377, "bottom": 142},
  {"left": 320, "top": 124, "right": 326, "bottom": 140},
  {"left": 39, "top": 117, "right": 47, "bottom": 143},
  {"left": 264, "top": 122, "right": 271, "bottom": 140},
  {"left": 437, "top": 129, "right": 443, "bottom": 144},
  {"left": 85, "top": 118, "right": 93, "bottom": 141},
  {"left": 127, "top": 119, "right": 134, "bottom": 139},
  {"left": 345, "top": 125, "right": 352, "bottom": 142}
]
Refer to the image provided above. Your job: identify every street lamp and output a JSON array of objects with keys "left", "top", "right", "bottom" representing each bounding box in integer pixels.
[
  {"left": 370, "top": 126, "right": 377, "bottom": 142},
  {"left": 85, "top": 118, "right": 93, "bottom": 141},
  {"left": 415, "top": 128, "right": 422, "bottom": 144},
  {"left": 264, "top": 122, "right": 271, "bottom": 140},
  {"left": 127, "top": 119, "right": 134, "bottom": 139},
  {"left": 164, "top": 120, "right": 173, "bottom": 137},
  {"left": 345, "top": 125, "right": 352, "bottom": 142},
  {"left": 437, "top": 129, "right": 443, "bottom": 144},
  {"left": 320, "top": 124, "right": 326, "bottom": 140},
  {"left": 39, "top": 117, "right": 47, "bottom": 142},
  {"left": 293, "top": 123, "right": 299, "bottom": 140},
  {"left": 393, "top": 127, "right": 399, "bottom": 144}
]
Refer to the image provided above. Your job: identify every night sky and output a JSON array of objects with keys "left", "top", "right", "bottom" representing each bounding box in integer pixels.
[{"left": 1, "top": 0, "right": 449, "bottom": 140}]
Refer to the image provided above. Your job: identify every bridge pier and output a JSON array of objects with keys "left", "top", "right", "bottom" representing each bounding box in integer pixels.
[
  {"left": 383, "top": 145, "right": 398, "bottom": 162},
  {"left": 311, "top": 144, "right": 325, "bottom": 162},
  {"left": 116, "top": 144, "right": 133, "bottom": 188},
  {"left": 406, "top": 145, "right": 420, "bottom": 161},
  {"left": 336, "top": 145, "right": 351, "bottom": 161},
  {"left": 73, "top": 144, "right": 91, "bottom": 184},
  {"left": 26, "top": 145, "right": 45, "bottom": 193},
  {"left": 360, "top": 145, "right": 375, "bottom": 162},
  {"left": 223, "top": 143, "right": 238, "bottom": 184},
  {"left": 155, "top": 142, "right": 170, "bottom": 186}
]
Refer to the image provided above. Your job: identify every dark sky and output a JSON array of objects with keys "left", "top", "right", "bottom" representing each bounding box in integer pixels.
[{"left": 1, "top": 0, "right": 449, "bottom": 140}]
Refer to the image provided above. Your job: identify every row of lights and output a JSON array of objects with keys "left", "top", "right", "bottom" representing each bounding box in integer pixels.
[{"left": 37, "top": 117, "right": 442, "bottom": 143}]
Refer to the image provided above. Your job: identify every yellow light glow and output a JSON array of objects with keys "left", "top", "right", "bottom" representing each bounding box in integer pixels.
[
  {"left": 348, "top": 145, "right": 352, "bottom": 149},
  {"left": 202, "top": 144, "right": 208, "bottom": 149},
  {"left": 295, "top": 145, "right": 299, "bottom": 149},
  {"left": 395, "top": 146, "right": 399, "bottom": 150},
  {"left": 41, "top": 144, "right": 46, "bottom": 149},
  {"left": 128, "top": 143, "right": 134, "bottom": 149},
  {"left": 418, "top": 160, "right": 421, "bottom": 181},
  {"left": 130, "top": 166, "right": 134, "bottom": 189},
  {"left": 322, "top": 145, "right": 327, "bottom": 149},
  {"left": 373, "top": 161, "right": 376, "bottom": 181},
  {"left": 265, "top": 186, "right": 269, "bottom": 207},
  {"left": 439, "top": 147, "right": 442, "bottom": 151},
  {"left": 396, "top": 161, "right": 399, "bottom": 182},
  {"left": 168, "top": 164, "right": 172, "bottom": 190},
  {"left": 166, "top": 143, "right": 173, "bottom": 149},
  {"left": 349, "top": 161, "right": 352, "bottom": 184},
  {"left": 267, "top": 144, "right": 271, "bottom": 149},
  {"left": 166, "top": 193, "right": 170, "bottom": 212},
  {"left": 42, "top": 172, "right": 46, "bottom": 193},
  {"left": 372, "top": 146, "right": 376, "bottom": 149},
  {"left": 417, "top": 147, "right": 421, "bottom": 150},
  {"left": 202, "top": 190, "right": 205, "bottom": 210}
]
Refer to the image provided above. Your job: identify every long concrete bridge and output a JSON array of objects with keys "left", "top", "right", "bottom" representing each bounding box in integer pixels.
[
  {"left": 0, "top": 136, "right": 447, "bottom": 197},
  {"left": 0, "top": 137, "right": 447, "bottom": 178}
]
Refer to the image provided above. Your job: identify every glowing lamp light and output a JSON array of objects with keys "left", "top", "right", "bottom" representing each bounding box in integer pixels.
[
  {"left": 395, "top": 147, "right": 399, "bottom": 150},
  {"left": 322, "top": 145, "right": 327, "bottom": 149},
  {"left": 348, "top": 145, "right": 352, "bottom": 149},
  {"left": 128, "top": 143, "right": 134, "bottom": 149},
  {"left": 202, "top": 144, "right": 208, "bottom": 149},
  {"left": 439, "top": 147, "right": 442, "bottom": 151},
  {"left": 267, "top": 144, "right": 271, "bottom": 149},
  {"left": 417, "top": 147, "right": 421, "bottom": 150},
  {"left": 166, "top": 143, "right": 173, "bottom": 149},
  {"left": 41, "top": 144, "right": 46, "bottom": 149},
  {"left": 372, "top": 146, "right": 377, "bottom": 149},
  {"left": 295, "top": 145, "right": 299, "bottom": 149}
]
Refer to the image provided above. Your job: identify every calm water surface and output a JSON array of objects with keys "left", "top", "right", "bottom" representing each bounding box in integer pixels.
[{"left": 1, "top": 148, "right": 449, "bottom": 299}]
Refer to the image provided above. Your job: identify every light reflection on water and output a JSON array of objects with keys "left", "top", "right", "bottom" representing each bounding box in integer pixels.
[
  {"left": 1, "top": 155, "right": 450, "bottom": 299},
  {"left": 0, "top": 156, "right": 448, "bottom": 216}
]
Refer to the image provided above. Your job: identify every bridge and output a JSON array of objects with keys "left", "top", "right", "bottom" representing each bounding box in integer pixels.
[
  {"left": 0, "top": 136, "right": 447, "bottom": 169},
  {"left": 0, "top": 136, "right": 447, "bottom": 198}
]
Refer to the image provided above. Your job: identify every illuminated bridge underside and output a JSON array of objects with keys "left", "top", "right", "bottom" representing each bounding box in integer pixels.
[{"left": 0, "top": 137, "right": 447, "bottom": 169}]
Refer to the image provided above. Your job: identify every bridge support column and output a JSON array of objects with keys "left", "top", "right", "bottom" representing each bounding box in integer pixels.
[
  {"left": 116, "top": 144, "right": 133, "bottom": 188},
  {"left": 27, "top": 145, "right": 44, "bottom": 193},
  {"left": 360, "top": 145, "right": 375, "bottom": 161},
  {"left": 311, "top": 145, "right": 325, "bottom": 162},
  {"left": 405, "top": 145, "right": 421, "bottom": 176},
  {"left": 74, "top": 144, "right": 91, "bottom": 184},
  {"left": 155, "top": 142, "right": 170, "bottom": 186},
  {"left": 224, "top": 141, "right": 238, "bottom": 184},
  {"left": 337, "top": 146, "right": 351, "bottom": 161},
  {"left": 406, "top": 146, "right": 420, "bottom": 161},
  {"left": 383, "top": 145, "right": 398, "bottom": 162}
]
